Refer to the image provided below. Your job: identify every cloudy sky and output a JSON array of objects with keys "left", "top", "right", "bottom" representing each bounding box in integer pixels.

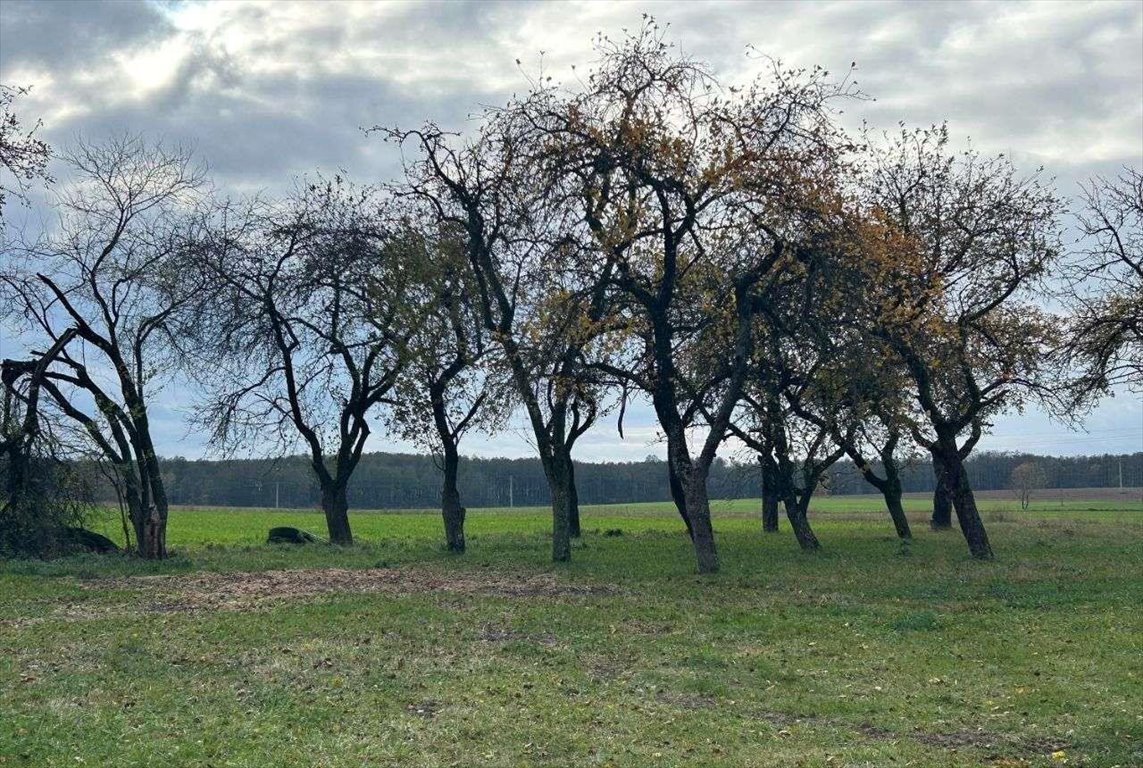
[{"left": 1, "top": 0, "right": 1141, "bottom": 461}]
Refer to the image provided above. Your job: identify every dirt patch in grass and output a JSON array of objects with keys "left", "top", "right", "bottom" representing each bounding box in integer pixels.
[
  {"left": 910, "top": 728, "right": 1005, "bottom": 750},
  {"left": 752, "top": 716, "right": 1069, "bottom": 760},
  {"left": 405, "top": 699, "right": 439, "bottom": 719},
  {"left": 903, "top": 726, "right": 1068, "bottom": 759},
  {"left": 79, "top": 566, "right": 615, "bottom": 614},
  {"left": 476, "top": 623, "right": 561, "bottom": 645},
  {"left": 655, "top": 690, "right": 718, "bottom": 710}
]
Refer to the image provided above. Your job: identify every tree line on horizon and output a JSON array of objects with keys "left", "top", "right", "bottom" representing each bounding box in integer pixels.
[
  {"left": 69, "top": 450, "right": 1143, "bottom": 512},
  {"left": 2, "top": 23, "right": 1140, "bottom": 568}
]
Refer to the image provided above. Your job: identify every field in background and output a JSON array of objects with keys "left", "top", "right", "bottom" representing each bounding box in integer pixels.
[
  {"left": 2, "top": 496, "right": 1141, "bottom": 767},
  {"left": 79, "top": 489, "right": 1143, "bottom": 548}
]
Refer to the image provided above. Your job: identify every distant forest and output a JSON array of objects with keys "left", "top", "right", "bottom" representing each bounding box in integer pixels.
[{"left": 90, "top": 451, "right": 1143, "bottom": 511}]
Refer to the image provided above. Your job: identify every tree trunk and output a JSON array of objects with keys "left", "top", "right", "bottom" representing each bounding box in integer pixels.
[
  {"left": 120, "top": 470, "right": 161, "bottom": 559},
  {"left": 856, "top": 463, "right": 911, "bottom": 540},
  {"left": 131, "top": 405, "right": 170, "bottom": 559},
  {"left": 667, "top": 450, "right": 695, "bottom": 539},
  {"left": 762, "top": 492, "right": 780, "bottom": 533},
  {"left": 321, "top": 483, "right": 353, "bottom": 545},
  {"left": 760, "top": 459, "right": 779, "bottom": 533},
  {"left": 931, "top": 455, "right": 953, "bottom": 530},
  {"left": 941, "top": 448, "right": 993, "bottom": 560},
  {"left": 111, "top": 479, "right": 132, "bottom": 552},
  {"left": 883, "top": 481, "right": 912, "bottom": 540},
  {"left": 567, "top": 458, "right": 581, "bottom": 538},
  {"left": 665, "top": 431, "right": 718, "bottom": 572},
  {"left": 880, "top": 451, "right": 912, "bottom": 539},
  {"left": 138, "top": 504, "right": 166, "bottom": 559},
  {"left": 545, "top": 448, "right": 573, "bottom": 562},
  {"left": 681, "top": 474, "right": 719, "bottom": 573},
  {"left": 783, "top": 495, "right": 821, "bottom": 551},
  {"left": 440, "top": 444, "right": 465, "bottom": 553},
  {"left": 125, "top": 493, "right": 147, "bottom": 557},
  {"left": 123, "top": 447, "right": 169, "bottom": 559}
]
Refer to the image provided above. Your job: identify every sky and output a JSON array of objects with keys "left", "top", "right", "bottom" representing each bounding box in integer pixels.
[{"left": 1, "top": 0, "right": 1141, "bottom": 462}]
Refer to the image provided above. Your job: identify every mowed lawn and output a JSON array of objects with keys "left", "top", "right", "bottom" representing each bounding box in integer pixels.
[{"left": 2, "top": 496, "right": 1141, "bottom": 767}]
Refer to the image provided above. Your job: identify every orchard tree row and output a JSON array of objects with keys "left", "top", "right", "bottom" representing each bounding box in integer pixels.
[{"left": 2, "top": 26, "right": 1139, "bottom": 569}]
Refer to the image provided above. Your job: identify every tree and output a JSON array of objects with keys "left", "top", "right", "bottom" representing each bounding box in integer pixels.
[
  {"left": 733, "top": 324, "right": 848, "bottom": 551},
  {"left": 746, "top": 397, "right": 841, "bottom": 551},
  {"left": 801, "top": 367, "right": 918, "bottom": 541},
  {"left": 813, "top": 330, "right": 920, "bottom": 540},
  {"left": 0, "top": 329, "right": 94, "bottom": 557},
  {"left": 748, "top": 225, "right": 920, "bottom": 543},
  {"left": 1062, "top": 167, "right": 1142, "bottom": 397},
  {"left": 1009, "top": 461, "right": 1047, "bottom": 510},
  {"left": 757, "top": 449, "right": 781, "bottom": 533},
  {"left": 929, "top": 426, "right": 982, "bottom": 530},
  {"left": 861, "top": 126, "right": 1065, "bottom": 559},
  {"left": 386, "top": 223, "right": 505, "bottom": 552},
  {"left": 189, "top": 179, "right": 425, "bottom": 545},
  {"left": 1, "top": 136, "right": 207, "bottom": 558},
  {"left": 388, "top": 116, "right": 609, "bottom": 563},
  {"left": 826, "top": 362, "right": 919, "bottom": 541},
  {"left": 521, "top": 22, "right": 859, "bottom": 572},
  {"left": 0, "top": 84, "right": 51, "bottom": 224}
]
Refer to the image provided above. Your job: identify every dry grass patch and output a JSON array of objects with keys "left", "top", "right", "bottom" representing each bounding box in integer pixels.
[{"left": 80, "top": 565, "right": 617, "bottom": 614}]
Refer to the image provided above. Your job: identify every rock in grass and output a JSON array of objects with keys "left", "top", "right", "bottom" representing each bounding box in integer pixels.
[
  {"left": 62, "top": 527, "right": 120, "bottom": 554},
  {"left": 267, "top": 526, "right": 321, "bottom": 545}
]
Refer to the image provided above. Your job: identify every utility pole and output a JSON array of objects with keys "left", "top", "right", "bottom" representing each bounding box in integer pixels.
[
  {"left": 275, "top": 482, "right": 280, "bottom": 509},
  {"left": 1119, "top": 457, "right": 1123, "bottom": 489},
  {"left": 509, "top": 475, "right": 514, "bottom": 508}
]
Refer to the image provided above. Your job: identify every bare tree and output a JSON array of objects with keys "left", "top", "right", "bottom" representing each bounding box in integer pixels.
[
  {"left": 0, "top": 329, "right": 90, "bottom": 556},
  {"left": 0, "top": 84, "right": 51, "bottom": 223},
  {"left": 1009, "top": 461, "right": 1048, "bottom": 510},
  {"left": 189, "top": 178, "right": 426, "bottom": 545},
  {"left": 1062, "top": 167, "right": 1142, "bottom": 397},
  {"left": 1, "top": 135, "right": 208, "bottom": 558}
]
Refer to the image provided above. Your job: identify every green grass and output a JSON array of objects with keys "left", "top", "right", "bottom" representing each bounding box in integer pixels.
[
  {"left": 70, "top": 493, "right": 1143, "bottom": 548},
  {"left": 2, "top": 497, "right": 1141, "bottom": 767}
]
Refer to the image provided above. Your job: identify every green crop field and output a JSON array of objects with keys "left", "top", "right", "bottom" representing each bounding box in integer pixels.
[{"left": 2, "top": 496, "right": 1141, "bottom": 767}]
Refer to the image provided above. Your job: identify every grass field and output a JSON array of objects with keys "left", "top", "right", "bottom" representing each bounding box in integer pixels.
[{"left": 2, "top": 495, "right": 1141, "bottom": 767}]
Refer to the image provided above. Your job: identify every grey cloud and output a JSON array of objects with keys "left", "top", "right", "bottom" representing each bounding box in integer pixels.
[
  {"left": 7, "top": 2, "right": 519, "bottom": 191},
  {"left": 39, "top": 64, "right": 498, "bottom": 191},
  {"left": 0, "top": 0, "right": 171, "bottom": 73}
]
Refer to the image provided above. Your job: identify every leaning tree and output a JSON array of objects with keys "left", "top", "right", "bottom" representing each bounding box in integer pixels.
[
  {"left": 1, "top": 135, "right": 209, "bottom": 558},
  {"left": 0, "top": 328, "right": 93, "bottom": 557},
  {"left": 860, "top": 125, "right": 1066, "bottom": 559}
]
